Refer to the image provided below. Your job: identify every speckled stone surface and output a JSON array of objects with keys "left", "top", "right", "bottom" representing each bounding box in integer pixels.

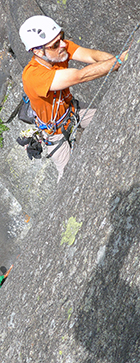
[
  {"left": 0, "top": 29, "right": 139, "bottom": 363},
  {"left": 1, "top": 0, "right": 140, "bottom": 106}
]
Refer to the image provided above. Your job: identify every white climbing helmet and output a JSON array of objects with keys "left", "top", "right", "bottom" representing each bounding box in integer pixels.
[{"left": 19, "top": 15, "right": 61, "bottom": 51}]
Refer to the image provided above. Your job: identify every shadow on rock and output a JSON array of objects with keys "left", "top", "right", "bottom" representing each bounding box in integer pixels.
[{"left": 75, "top": 184, "right": 140, "bottom": 363}]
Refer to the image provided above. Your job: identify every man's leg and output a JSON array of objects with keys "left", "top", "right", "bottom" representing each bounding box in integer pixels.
[
  {"left": 47, "top": 134, "right": 71, "bottom": 183},
  {"left": 47, "top": 109, "right": 96, "bottom": 182},
  {"left": 79, "top": 108, "right": 96, "bottom": 128}
]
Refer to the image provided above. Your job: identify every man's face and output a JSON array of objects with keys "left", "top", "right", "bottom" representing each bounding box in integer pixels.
[{"left": 42, "top": 31, "right": 68, "bottom": 63}]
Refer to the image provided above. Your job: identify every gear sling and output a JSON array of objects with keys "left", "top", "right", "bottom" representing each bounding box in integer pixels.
[
  {"left": 33, "top": 91, "right": 80, "bottom": 158},
  {"left": 18, "top": 91, "right": 80, "bottom": 158}
]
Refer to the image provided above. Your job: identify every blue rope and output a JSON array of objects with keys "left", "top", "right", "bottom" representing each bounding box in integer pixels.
[{"left": 70, "top": 22, "right": 140, "bottom": 152}]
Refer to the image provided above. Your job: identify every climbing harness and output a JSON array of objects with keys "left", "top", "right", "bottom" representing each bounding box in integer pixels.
[
  {"left": 70, "top": 21, "right": 140, "bottom": 153},
  {"left": 32, "top": 94, "right": 80, "bottom": 158},
  {"left": 18, "top": 92, "right": 80, "bottom": 159}
]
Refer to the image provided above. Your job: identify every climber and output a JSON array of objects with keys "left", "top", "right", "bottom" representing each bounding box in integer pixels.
[{"left": 19, "top": 15, "right": 128, "bottom": 182}]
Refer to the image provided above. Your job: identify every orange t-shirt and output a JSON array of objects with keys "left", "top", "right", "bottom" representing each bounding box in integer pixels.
[{"left": 22, "top": 40, "right": 79, "bottom": 133}]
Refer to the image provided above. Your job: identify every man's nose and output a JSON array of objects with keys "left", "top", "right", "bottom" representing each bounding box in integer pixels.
[{"left": 60, "top": 39, "right": 66, "bottom": 48}]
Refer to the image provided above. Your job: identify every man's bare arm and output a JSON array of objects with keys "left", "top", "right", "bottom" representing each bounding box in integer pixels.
[
  {"left": 72, "top": 46, "right": 115, "bottom": 63},
  {"left": 50, "top": 50, "right": 127, "bottom": 91}
]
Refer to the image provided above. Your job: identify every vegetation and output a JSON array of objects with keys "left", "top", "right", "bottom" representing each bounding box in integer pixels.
[
  {"left": 0, "top": 84, "right": 12, "bottom": 147},
  {"left": 0, "top": 118, "right": 9, "bottom": 148}
]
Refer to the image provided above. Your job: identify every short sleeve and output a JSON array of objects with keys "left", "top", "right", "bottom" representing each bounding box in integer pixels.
[
  {"left": 29, "top": 66, "right": 56, "bottom": 98},
  {"left": 65, "top": 40, "right": 80, "bottom": 60}
]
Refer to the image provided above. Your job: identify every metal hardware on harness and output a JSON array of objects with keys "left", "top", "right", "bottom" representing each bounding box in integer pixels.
[
  {"left": 30, "top": 97, "right": 79, "bottom": 159},
  {"left": 45, "top": 98, "right": 80, "bottom": 158},
  {"left": 60, "top": 108, "right": 79, "bottom": 144}
]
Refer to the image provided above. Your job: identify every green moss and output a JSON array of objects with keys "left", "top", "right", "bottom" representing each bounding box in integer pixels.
[
  {"left": 57, "top": 0, "right": 67, "bottom": 6},
  {"left": 61, "top": 216, "right": 83, "bottom": 246},
  {"left": 67, "top": 307, "right": 72, "bottom": 320},
  {"left": 0, "top": 119, "right": 9, "bottom": 148}
]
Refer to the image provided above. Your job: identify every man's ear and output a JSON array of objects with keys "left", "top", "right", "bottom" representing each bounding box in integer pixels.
[{"left": 32, "top": 48, "right": 44, "bottom": 57}]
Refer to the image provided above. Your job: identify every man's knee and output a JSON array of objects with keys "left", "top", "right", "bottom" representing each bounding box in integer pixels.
[{"left": 80, "top": 108, "right": 96, "bottom": 128}]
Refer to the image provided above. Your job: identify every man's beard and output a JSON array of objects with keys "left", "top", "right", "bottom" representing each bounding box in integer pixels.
[{"left": 44, "top": 49, "right": 68, "bottom": 63}]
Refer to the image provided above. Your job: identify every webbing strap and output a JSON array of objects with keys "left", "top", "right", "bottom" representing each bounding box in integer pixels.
[
  {"left": 46, "top": 136, "right": 66, "bottom": 158},
  {"left": 61, "top": 124, "right": 71, "bottom": 141},
  {"left": 33, "top": 107, "right": 70, "bottom": 133}
]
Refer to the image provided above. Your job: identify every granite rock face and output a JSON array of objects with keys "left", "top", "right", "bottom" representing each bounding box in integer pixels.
[
  {"left": 1, "top": 0, "right": 140, "bottom": 105},
  {"left": 0, "top": 25, "right": 139, "bottom": 363}
]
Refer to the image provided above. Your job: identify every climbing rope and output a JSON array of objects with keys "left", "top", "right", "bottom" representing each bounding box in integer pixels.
[
  {"left": 70, "top": 22, "right": 140, "bottom": 153},
  {"left": 0, "top": 265, "right": 13, "bottom": 287}
]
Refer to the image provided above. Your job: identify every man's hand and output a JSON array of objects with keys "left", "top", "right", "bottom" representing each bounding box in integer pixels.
[{"left": 119, "top": 50, "right": 129, "bottom": 63}]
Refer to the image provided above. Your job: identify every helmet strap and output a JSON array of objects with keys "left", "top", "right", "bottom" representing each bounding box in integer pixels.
[
  {"left": 41, "top": 45, "right": 49, "bottom": 62},
  {"left": 32, "top": 45, "right": 49, "bottom": 62},
  {"left": 42, "top": 55, "right": 50, "bottom": 61},
  {"left": 41, "top": 45, "right": 47, "bottom": 61},
  {"left": 33, "top": 45, "right": 54, "bottom": 66},
  {"left": 41, "top": 45, "right": 54, "bottom": 64}
]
